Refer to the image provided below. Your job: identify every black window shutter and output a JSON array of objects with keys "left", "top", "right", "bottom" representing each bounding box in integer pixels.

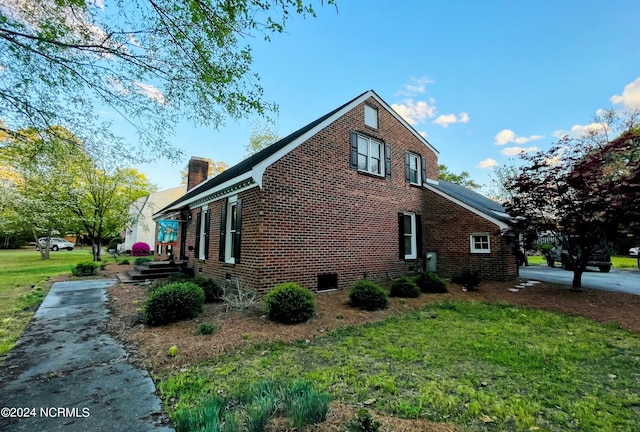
[
  {"left": 203, "top": 210, "right": 210, "bottom": 260},
  {"left": 385, "top": 144, "right": 392, "bottom": 178},
  {"left": 420, "top": 156, "right": 427, "bottom": 185},
  {"left": 398, "top": 213, "right": 405, "bottom": 260},
  {"left": 416, "top": 214, "right": 423, "bottom": 258},
  {"left": 219, "top": 200, "right": 227, "bottom": 261},
  {"left": 194, "top": 211, "right": 201, "bottom": 258},
  {"left": 234, "top": 199, "right": 242, "bottom": 263},
  {"left": 404, "top": 152, "right": 411, "bottom": 182},
  {"left": 350, "top": 132, "right": 358, "bottom": 169}
]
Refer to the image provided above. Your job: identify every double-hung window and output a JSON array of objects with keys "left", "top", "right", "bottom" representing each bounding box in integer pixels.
[
  {"left": 357, "top": 135, "right": 384, "bottom": 176},
  {"left": 470, "top": 233, "right": 490, "bottom": 253},
  {"left": 405, "top": 152, "right": 426, "bottom": 186},
  {"left": 219, "top": 196, "right": 242, "bottom": 264},
  {"left": 194, "top": 205, "right": 210, "bottom": 260},
  {"left": 398, "top": 212, "right": 422, "bottom": 260}
]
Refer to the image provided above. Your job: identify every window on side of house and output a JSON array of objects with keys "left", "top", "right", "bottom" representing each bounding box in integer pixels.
[
  {"left": 470, "top": 233, "right": 490, "bottom": 253},
  {"left": 405, "top": 152, "right": 427, "bottom": 186},
  {"left": 398, "top": 212, "right": 422, "bottom": 260},
  {"left": 351, "top": 133, "right": 388, "bottom": 177},
  {"left": 219, "top": 196, "right": 242, "bottom": 264},
  {"left": 195, "top": 205, "right": 209, "bottom": 260},
  {"left": 364, "top": 104, "right": 378, "bottom": 129}
]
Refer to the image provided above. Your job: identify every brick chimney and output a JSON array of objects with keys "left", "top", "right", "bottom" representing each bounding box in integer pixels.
[{"left": 187, "top": 157, "right": 209, "bottom": 191}]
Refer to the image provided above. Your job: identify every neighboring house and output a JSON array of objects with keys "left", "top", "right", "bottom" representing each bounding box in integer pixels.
[
  {"left": 124, "top": 185, "right": 187, "bottom": 253},
  {"left": 154, "top": 90, "right": 517, "bottom": 295}
]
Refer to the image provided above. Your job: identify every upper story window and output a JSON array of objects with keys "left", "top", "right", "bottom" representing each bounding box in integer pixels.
[
  {"left": 357, "top": 135, "right": 384, "bottom": 176},
  {"left": 470, "top": 233, "right": 490, "bottom": 253},
  {"left": 405, "top": 151, "right": 426, "bottom": 186},
  {"left": 364, "top": 104, "right": 378, "bottom": 129}
]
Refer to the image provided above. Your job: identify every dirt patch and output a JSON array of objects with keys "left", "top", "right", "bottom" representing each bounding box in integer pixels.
[{"left": 102, "top": 263, "right": 640, "bottom": 431}]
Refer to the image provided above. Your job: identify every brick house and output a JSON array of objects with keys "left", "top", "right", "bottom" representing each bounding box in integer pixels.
[{"left": 154, "top": 90, "right": 517, "bottom": 295}]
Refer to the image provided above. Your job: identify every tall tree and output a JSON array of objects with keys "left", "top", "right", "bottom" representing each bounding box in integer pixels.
[
  {"left": 438, "top": 164, "right": 481, "bottom": 190},
  {"left": 0, "top": 0, "right": 334, "bottom": 162},
  {"left": 504, "top": 110, "right": 640, "bottom": 288},
  {"left": 245, "top": 121, "right": 280, "bottom": 157},
  {"left": 1, "top": 126, "right": 154, "bottom": 260}
]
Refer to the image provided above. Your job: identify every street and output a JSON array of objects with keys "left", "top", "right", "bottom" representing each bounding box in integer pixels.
[{"left": 519, "top": 265, "right": 640, "bottom": 296}]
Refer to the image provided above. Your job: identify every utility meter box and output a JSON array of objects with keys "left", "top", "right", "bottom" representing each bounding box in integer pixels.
[{"left": 425, "top": 252, "right": 437, "bottom": 273}]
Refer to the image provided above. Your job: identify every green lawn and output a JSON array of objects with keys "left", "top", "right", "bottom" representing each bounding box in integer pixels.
[
  {"left": 0, "top": 248, "right": 97, "bottom": 356},
  {"left": 527, "top": 254, "right": 638, "bottom": 268},
  {"left": 158, "top": 301, "right": 640, "bottom": 431}
]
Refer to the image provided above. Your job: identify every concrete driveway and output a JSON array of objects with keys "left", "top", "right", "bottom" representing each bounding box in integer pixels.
[
  {"left": 0, "top": 279, "right": 174, "bottom": 431},
  {"left": 519, "top": 265, "right": 640, "bottom": 296}
]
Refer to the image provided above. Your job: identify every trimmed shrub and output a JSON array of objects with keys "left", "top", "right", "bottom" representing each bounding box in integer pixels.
[
  {"left": 197, "top": 322, "right": 216, "bottom": 335},
  {"left": 389, "top": 276, "right": 421, "bottom": 298},
  {"left": 71, "top": 261, "right": 99, "bottom": 276},
  {"left": 131, "top": 241, "right": 151, "bottom": 256},
  {"left": 264, "top": 283, "right": 316, "bottom": 324},
  {"left": 414, "top": 271, "right": 448, "bottom": 293},
  {"left": 134, "top": 256, "right": 153, "bottom": 265},
  {"left": 193, "top": 276, "right": 223, "bottom": 303},
  {"left": 348, "top": 280, "right": 388, "bottom": 311},
  {"left": 452, "top": 269, "right": 482, "bottom": 291},
  {"left": 144, "top": 282, "right": 205, "bottom": 325}
]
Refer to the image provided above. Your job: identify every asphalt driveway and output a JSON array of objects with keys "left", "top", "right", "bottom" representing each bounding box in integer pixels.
[
  {"left": 0, "top": 279, "right": 173, "bottom": 431},
  {"left": 519, "top": 265, "right": 640, "bottom": 295}
]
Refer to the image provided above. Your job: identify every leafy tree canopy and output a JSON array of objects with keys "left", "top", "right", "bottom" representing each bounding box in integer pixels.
[
  {"left": 438, "top": 164, "right": 481, "bottom": 190},
  {"left": 0, "top": 0, "right": 334, "bottom": 162},
  {"left": 245, "top": 120, "right": 280, "bottom": 157}
]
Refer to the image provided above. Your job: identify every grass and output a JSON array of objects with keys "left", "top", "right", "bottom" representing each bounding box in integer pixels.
[
  {"left": 0, "top": 247, "right": 98, "bottom": 357},
  {"left": 157, "top": 301, "right": 640, "bottom": 431},
  {"left": 527, "top": 254, "right": 638, "bottom": 268}
]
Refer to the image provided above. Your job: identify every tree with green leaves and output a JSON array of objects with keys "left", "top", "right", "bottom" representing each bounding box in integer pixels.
[
  {"left": 0, "top": 0, "right": 334, "bottom": 162},
  {"left": 245, "top": 121, "right": 280, "bottom": 157},
  {"left": 1, "top": 126, "right": 154, "bottom": 260},
  {"left": 438, "top": 164, "right": 481, "bottom": 190}
]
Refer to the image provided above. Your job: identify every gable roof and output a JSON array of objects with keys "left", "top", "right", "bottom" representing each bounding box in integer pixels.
[
  {"left": 425, "top": 180, "right": 513, "bottom": 230},
  {"left": 155, "top": 90, "right": 438, "bottom": 217}
]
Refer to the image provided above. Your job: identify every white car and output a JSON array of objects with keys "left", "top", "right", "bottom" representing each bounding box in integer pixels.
[
  {"left": 36, "top": 237, "right": 74, "bottom": 251},
  {"left": 629, "top": 246, "right": 639, "bottom": 257}
]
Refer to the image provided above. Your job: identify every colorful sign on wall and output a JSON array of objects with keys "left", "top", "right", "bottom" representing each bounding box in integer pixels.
[{"left": 157, "top": 219, "right": 178, "bottom": 243}]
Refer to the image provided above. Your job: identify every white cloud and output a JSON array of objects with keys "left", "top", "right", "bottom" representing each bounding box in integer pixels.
[
  {"left": 134, "top": 82, "right": 166, "bottom": 105},
  {"left": 501, "top": 146, "right": 539, "bottom": 156},
  {"left": 391, "top": 99, "right": 437, "bottom": 125},
  {"left": 477, "top": 158, "right": 497, "bottom": 169},
  {"left": 553, "top": 122, "right": 606, "bottom": 138},
  {"left": 494, "top": 129, "right": 543, "bottom": 145},
  {"left": 397, "top": 76, "right": 434, "bottom": 96},
  {"left": 433, "top": 112, "right": 469, "bottom": 128},
  {"left": 610, "top": 77, "right": 640, "bottom": 109}
]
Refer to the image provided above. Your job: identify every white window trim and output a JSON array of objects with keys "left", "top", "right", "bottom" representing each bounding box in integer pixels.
[
  {"left": 407, "top": 152, "right": 421, "bottom": 186},
  {"left": 404, "top": 212, "right": 417, "bottom": 260},
  {"left": 470, "top": 233, "right": 491, "bottom": 254},
  {"left": 198, "top": 205, "right": 208, "bottom": 260},
  {"left": 364, "top": 104, "right": 378, "bottom": 129},
  {"left": 225, "top": 196, "right": 237, "bottom": 264},
  {"left": 357, "top": 135, "right": 385, "bottom": 177}
]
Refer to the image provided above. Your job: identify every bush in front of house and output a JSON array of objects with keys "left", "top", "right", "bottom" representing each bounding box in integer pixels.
[
  {"left": 131, "top": 241, "right": 151, "bottom": 256},
  {"left": 452, "top": 269, "right": 482, "bottom": 291},
  {"left": 108, "top": 237, "right": 123, "bottom": 251},
  {"left": 389, "top": 276, "right": 421, "bottom": 298},
  {"left": 348, "top": 280, "right": 389, "bottom": 311},
  {"left": 414, "top": 271, "right": 449, "bottom": 293},
  {"left": 71, "top": 261, "right": 99, "bottom": 276},
  {"left": 134, "top": 256, "right": 153, "bottom": 265},
  {"left": 193, "top": 276, "right": 223, "bottom": 303},
  {"left": 264, "top": 283, "right": 316, "bottom": 324},
  {"left": 144, "top": 282, "right": 204, "bottom": 325}
]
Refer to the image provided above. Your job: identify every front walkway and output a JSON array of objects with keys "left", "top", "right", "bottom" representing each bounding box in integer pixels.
[{"left": 0, "top": 280, "right": 174, "bottom": 431}]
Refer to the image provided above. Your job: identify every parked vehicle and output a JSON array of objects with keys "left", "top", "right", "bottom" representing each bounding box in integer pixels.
[
  {"left": 544, "top": 236, "right": 612, "bottom": 272},
  {"left": 36, "top": 237, "right": 74, "bottom": 251},
  {"left": 629, "top": 246, "right": 639, "bottom": 257}
]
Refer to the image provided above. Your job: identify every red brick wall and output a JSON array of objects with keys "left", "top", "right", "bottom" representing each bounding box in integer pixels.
[{"left": 423, "top": 188, "right": 517, "bottom": 281}]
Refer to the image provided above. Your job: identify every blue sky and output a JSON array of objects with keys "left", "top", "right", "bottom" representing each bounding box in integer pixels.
[{"left": 133, "top": 0, "right": 640, "bottom": 191}]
